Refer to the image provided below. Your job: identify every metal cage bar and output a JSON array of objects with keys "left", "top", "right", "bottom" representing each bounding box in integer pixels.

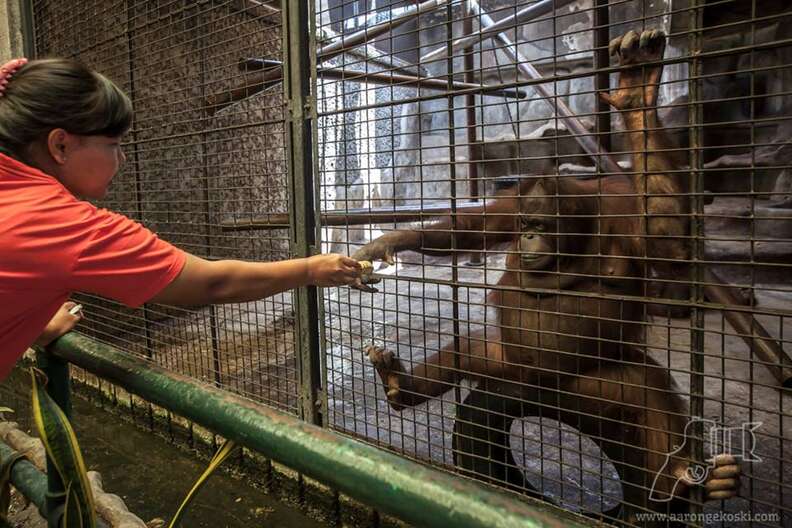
[
  {"left": 315, "top": 1, "right": 791, "bottom": 527},
  {"left": 21, "top": 0, "right": 792, "bottom": 526}
]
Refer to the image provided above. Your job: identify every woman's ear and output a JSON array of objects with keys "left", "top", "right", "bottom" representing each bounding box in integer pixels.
[{"left": 46, "top": 128, "right": 72, "bottom": 164}]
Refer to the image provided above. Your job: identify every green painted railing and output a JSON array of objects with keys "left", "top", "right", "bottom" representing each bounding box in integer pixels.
[{"left": 39, "top": 331, "right": 598, "bottom": 528}]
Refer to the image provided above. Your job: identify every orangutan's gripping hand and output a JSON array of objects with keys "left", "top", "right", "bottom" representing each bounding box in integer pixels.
[{"left": 350, "top": 237, "right": 399, "bottom": 292}]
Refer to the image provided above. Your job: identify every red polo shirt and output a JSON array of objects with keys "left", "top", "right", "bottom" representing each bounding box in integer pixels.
[{"left": 0, "top": 153, "right": 186, "bottom": 379}]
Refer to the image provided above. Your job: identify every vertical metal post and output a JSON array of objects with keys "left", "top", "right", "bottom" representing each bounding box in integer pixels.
[
  {"left": 194, "top": 7, "right": 223, "bottom": 388},
  {"left": 593, "top": 0, "right": 610, "bottom": 371},
  {"left": 307, "top": 0, "right": 328, "bottom": 424},
  {"left": 464, "top": 1, "right": 482, "bottom": 266},
  {"left": 37, "top": 351, "right": 70, "bottom": 527},
  {"left": 38, "top": 353, "right": 72, "bottom": 417},
  {"left": 124, "top": 1, "right": 160, "bottom": 433},
  {"left": 125, "top": 1, "right": 157, "bottom": 364},
  {"left": 17, "top": 0, "right": 36, "bottom": 58},
  {"left": 446, "top": 0, "right": 463, "bottom": 417},
  {"left": 283, "top": 0, "right": 324, "bottom": 426},
  {"left": 747, "top": 1, "right": 757, "bottom": 514},
  {"left": 593, "top": 0, "right": 611, "bottom": 156},
  {"left": 688, "top": 0, "right": 706, "bottom": 519}
]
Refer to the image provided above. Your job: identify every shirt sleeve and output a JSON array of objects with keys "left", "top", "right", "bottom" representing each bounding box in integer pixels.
[{"left": 67, "top": 210, "right": 187, "bottom": 307}]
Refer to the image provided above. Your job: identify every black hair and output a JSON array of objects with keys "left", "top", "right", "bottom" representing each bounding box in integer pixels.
[{"left": 0, "top": 58, "right": 132, "bottom": 156}]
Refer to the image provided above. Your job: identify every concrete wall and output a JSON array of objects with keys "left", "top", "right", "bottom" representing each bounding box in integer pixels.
[
  {"left": 0, "top": 0, "right": 26, "bottom": 61},
  {"left": 29, "top": 2, "right": 296, "bottom": 398}
]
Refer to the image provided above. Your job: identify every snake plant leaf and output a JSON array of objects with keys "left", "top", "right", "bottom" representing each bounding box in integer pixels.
[
  {"left": 30, "top": 368, "right": 95, "bottom": 528},
  {"left": 167, "top": 439, "right": 236, "bottom": 528},
  {"left": 0, "top": 451, "right": 26, "bottom": 522},
  {"left": 63, "top": 481, "right": 85, "bottom": 528}
]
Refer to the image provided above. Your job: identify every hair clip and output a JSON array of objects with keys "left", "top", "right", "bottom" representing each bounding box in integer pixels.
[{"left": 0, "top": 58, "right": 28, "bottom": 97}]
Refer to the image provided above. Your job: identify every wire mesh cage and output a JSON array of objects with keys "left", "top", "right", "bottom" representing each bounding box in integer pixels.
[
  {"left": 314, "top": 0, "right": 791, "bottom": 526},
  {"left": 27, "top": 0, "right": 792, "bottom": 526},
  {"left": 32, "top": 0, "right": 299, "bottom": 413}
]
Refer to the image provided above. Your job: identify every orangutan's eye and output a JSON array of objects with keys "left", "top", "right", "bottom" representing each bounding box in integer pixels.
[{"left": 521, "top": 217, "right": 547, "bottom": 234}]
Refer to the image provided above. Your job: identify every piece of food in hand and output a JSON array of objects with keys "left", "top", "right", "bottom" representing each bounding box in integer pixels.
[{"left": 358, "top": 260, "right": 374, "bottom": 277}]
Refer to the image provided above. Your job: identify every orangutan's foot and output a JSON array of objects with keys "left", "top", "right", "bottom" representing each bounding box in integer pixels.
[{"left": 600, "top": 29, "right": 667, "bottom": 111}]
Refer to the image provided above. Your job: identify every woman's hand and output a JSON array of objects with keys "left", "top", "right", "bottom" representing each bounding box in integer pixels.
[
  {"left": 35, "top": 301, "right": 83, "bottom": 347},
  {"left": 306, "top": 254, "right": 362, "bottom": 287}
]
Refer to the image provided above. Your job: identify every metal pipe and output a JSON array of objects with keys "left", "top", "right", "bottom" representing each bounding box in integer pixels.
[
  {"left": 704, "top": 270, "right": 792, "bottom": 388},
  {"left": 466, "top": 1, "right": 623, "bottom": 175},
  {"left": 19, "top": 0, "right": 37, "bottom": 59},
  {"left": 419, "top": 0, "right": 576, "bottom": 65},
  {"left": 239, "top": 58, "right": 283, "bottom": 70},
  {"left": 213, "top": 0, "right": 555, "bottom": 113},
  {"left": 317, "top": 0, "right": 449, "bottom": 64},
  {"left": 345, "top": 45, "right": 426, "bottom": 77},
  {"left": 125, "top": 5, "right": 158, "bottom": 369},
  {"left": 207, "top": 0, "right": 448, "bottom": 112},
  {"left": 687, "top": 5, "right": 706, "bottom": 515},
  {"left": 0, "top": 441, "right": 48, "bottom": 518},
  {"left": 220, "top": 201, "right": 491, "bottom": 231},
  {"left": 464, "top": 1, "right": 483, "bottom": 267},
  {"left": 445, "top": 0, "right": 465, "bottom": 417},
  {"left": 215, "top": 60, "right": 527, "bottom": 113},
  {"left": 228, "top": 0, "right": 279, "bottom": 18},
  {"left": 0, "top": 440, "right": 110, "bottom": 528},
  {"left": 196, "top": 27, "right": 224, "bottom": 391},
  {"left": 38, "top": 351, "right": 71, "bottom": 528},
  {"left": 243, "top": 44, "right": 428, "bottom": 78},
  {"left": 48, "top": 332, "right": 596, "bottom": 528},
  {"left": 593, "top": 0, "right": 611, "bottom": 155},
  {"left": 317, "top": 67, "right": 528, "bottom": 98},
  {"left": 205, "top": 66, "right": 282, "bottom": 113}
]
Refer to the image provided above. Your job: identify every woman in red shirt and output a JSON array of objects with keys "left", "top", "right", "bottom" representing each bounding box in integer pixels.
[{"left": 0, "top": 58, "right": 362, "bottom": 378}]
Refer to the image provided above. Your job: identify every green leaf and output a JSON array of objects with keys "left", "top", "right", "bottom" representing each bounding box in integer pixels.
[
  {"left": 0, "top": 408, "right": 14, "bottom": 414},
  {"left": 63, "top": 481, "right": 85, "bottom": 528},
  {"left": 168, "top": 439, "right": 236, "bottom": 528},
  {"left": 30, "top": 368, "right": 95, "bottom": 528}
]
